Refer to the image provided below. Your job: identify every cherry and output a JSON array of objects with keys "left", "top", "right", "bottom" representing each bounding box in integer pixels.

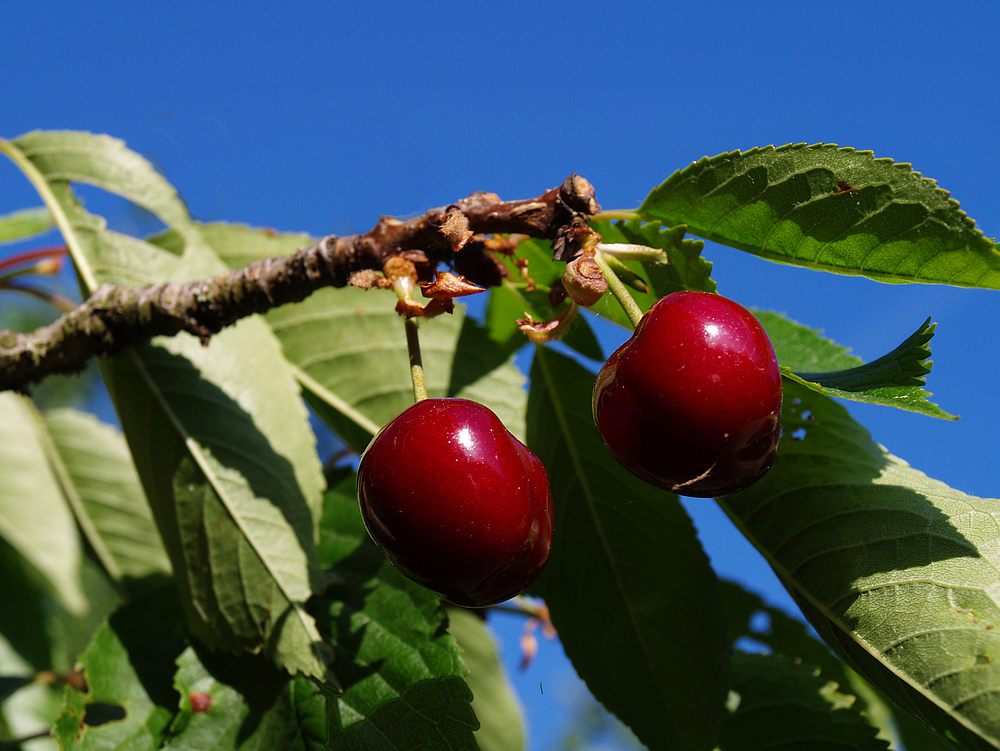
[
  {"left": 592, "top": 291, "right": 782, "bottom": 497},
  {"left": 357, "top": 398, "right": 553, "bottom": 607}
]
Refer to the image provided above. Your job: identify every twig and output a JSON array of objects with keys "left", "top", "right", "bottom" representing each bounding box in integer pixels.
[{"left": 0, "top": 176, "right": 599, "bottom": 392}]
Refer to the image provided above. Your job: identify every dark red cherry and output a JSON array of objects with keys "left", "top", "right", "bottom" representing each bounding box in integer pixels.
[
  {"left": 357, "top": 398, "right": 553, "bottom": 607},
  {"left": 592, "top": 291, "right": 782, "bottom": 497}
]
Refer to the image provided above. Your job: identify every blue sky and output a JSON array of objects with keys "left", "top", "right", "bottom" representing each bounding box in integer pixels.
[{"left": 4, "top": 2, "right": 999, "bottom": 747}]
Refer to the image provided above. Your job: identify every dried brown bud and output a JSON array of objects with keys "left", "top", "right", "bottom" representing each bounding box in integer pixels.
[
  {"left": 516, "top": 306, "right": 576, "bottom": 344},
  {"left": 562, "top": 253, "right": 607, "bottom": 307},
  {"left": 420, "top": 271, "right": 486, "bottom": 299},
  {"left": 439, "top": 208, "right": 474, "bottom": 251},
  {"left": 395, "top": 297, "right": 455, "bottom": 318},
  {"left": 348, "top": 269, "right": 392, "bottom": 290}
]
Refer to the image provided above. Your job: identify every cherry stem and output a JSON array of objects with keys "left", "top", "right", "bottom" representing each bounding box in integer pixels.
[
  {"left": 594, "top": 250, "right": 644, "bottom": 329},
  {"left": 404, "top": 317, "right": 428, "bottom": 402},
  {"left": 590, "top": 209, "right": 641, "bottom": 223},
  {"left": 392, "top": 276, "right": 429, "bottom": 402}
]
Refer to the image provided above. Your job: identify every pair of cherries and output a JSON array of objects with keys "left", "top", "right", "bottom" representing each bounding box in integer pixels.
[{"left": 357, "top": 291, "right": 783, "bottom": 607}]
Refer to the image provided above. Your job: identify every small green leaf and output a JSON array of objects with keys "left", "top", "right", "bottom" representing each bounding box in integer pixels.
[
  {"left": 638, "top": 144, "right": 1000, "bottom": 288},
  {"left": 719, "top": 381, "right": 1000, "bottom": 750},
  {"left": 0, "top": 206, "right": 54, "bottom": 244},
  {"left": 0, "top": 393, "right": 86, "bottom": 615},
  {"left": 446, "top": 608, "right": 525, "bottom": 751},
  {"left": 319, "top": 474, "right": 475, "bottom": 739},
  {"left": 527, "top": 346, "right": 731, "bottom": 751},
  {"left": 755, "top": 311, "right": 955, "bottom": 419},
  {"left": 588, "top": 219, "right": 715, "bottom": 328},
  {"left": 720, "top": 652, "right": 889, "bottom": 751}
]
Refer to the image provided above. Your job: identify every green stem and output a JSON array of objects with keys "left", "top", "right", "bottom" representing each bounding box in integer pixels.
[
  {"left": 590, "top": 209, "right": 641, "bottom": 223},
  {"left": 392, "top": 275, "right": 429, "bottom": 402},
  {"left": 594, "top": 250, "right": 644, "bottom": 329},
  {"left": 404, "top": 316, "right": 428, "bottom": 402}
]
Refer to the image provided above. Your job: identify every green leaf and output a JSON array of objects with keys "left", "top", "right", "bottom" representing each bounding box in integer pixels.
[
  {"left": 101, "top": 341, "right": 329, "bottom": 678},
  {"left": 8, "top": 130, "right": 328, "bottom": 678},
  {"left": 588, "top": 219, "right": 715, "bottom": 328},
  {"left": 720, "top": 652, "right": 889, "bottom": 751},
  {"left": 755, "top": 311, "right": 956, "bottom": 419},
  {"left": 318, "top": 473, "right": 476, "bottom": 743},
  {"left": 527, "top": 346, "right": 731, "bottom": 751},
  {"left": 719, "top": 380, "right": 1000, "bottom": 750},
  {"left": 267, "top": 285, "right": 528, "bottom": 450},
  {"left": 445, "top": 608, "right": 525, "bottom": 751},
  {"left": 0, "top": 392, "right": 86, "bottom": 615},
  {"left": 42, "top": 408, "right": 171, "bottom": 588},
  {"left": 329, "top": 677, "right": 479, "bottom": 751},
  {"left": 638, "top": 144, "right": 1000, "bottom": 288},
  {"left": 0, "top": 206, "right": 54, "bottom": 244},
  {"left": 53, "top": 588, "right": 187, "bottom": 751}
]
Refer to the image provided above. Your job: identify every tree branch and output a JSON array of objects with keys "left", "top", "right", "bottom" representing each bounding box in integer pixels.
[{"left": 0, "top": 175, "right": 599, "bottom": 392}]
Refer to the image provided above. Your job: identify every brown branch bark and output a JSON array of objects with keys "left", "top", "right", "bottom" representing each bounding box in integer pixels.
[{"left": 0, "top": 175, "right": 599, "bottom": 392}]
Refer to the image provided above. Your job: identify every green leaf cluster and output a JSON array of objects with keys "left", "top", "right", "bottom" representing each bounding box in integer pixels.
[{"left": 2, "top": 130, "right": 999, "bottom": 750}]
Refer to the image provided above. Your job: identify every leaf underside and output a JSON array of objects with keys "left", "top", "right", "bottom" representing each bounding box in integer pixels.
[{"left": 720, "top": 381, "right": 1000, "bottom": 750}]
